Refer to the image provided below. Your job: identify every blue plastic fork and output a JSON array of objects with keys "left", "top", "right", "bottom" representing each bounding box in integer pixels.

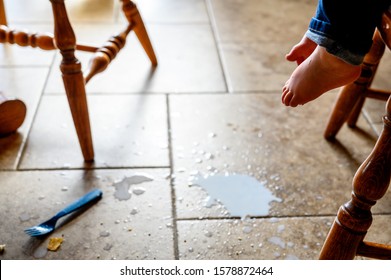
[{"left": 24, "top": 189, "right": 103, "bottom": 237}]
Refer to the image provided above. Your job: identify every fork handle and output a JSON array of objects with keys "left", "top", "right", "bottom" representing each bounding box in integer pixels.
[{"left": 55, "top": 189, "right": 103, "bottom": 219}]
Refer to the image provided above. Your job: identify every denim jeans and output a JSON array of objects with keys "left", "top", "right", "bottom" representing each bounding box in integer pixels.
[{"left": 306, "top": 0, "right": 391, "bottom": 65}]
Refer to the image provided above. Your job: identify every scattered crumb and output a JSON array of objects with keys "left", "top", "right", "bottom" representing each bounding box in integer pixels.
[
  {"left": 47, "top": 237, "right": 64, "bottom": 251},
  {"left": 0, "top": 244, "right": 5, "bottom": 254}
]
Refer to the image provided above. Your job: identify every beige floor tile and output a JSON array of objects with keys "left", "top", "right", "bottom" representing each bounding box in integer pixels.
[
  {"left": 19, "top": 95, "right": 169, "bottom": 169},
  {"left": 210, "top": 0, "right": 315, "bottom": 44},
  {"left": 0, "top": 169, "right": 174, "bottom": 259},
  {"left": 1, "top": 0, "right": 390, "bottom": 262},
  {"left": 2, "top": 0, "right": 53, "bottom": 23},
  {"left": 169, "top": 93, "right": 389, "bottom": 219},
  {"left": 220, "top": 42, "right": 294, "bottom": 92},
  {"left": 0, "top": 68, "right": 48, "bottom": 170},
  {"left": 134, "top": 0, "right": 210, "bottom": 23},
  {"left": 3, "top": 0, "right": 117, "bottom": 24},
  {"left": 178, "top": 214, "right": 391, "bottom": 260},
  {"left": 44, "top": 24, "right": 226, "bottom": 94},
  {"left": 177, "top": 217, "right": 333, "bottom": 260}
]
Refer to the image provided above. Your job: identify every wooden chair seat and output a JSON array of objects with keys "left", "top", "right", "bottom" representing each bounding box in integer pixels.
[
  {"left": 0, "top": 0, "right": 157, "bottom": 161},
  {"left": 319, "top": 11, "right": 391, "bottom": 259}
]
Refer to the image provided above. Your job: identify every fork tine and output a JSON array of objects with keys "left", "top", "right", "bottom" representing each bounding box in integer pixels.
[
  {"left": 24, "top": 229, "right": 38, "bottom": 235},
  {"left": 25, "top": 228, "right": 42, "bottom": 236},
  {"left": 25, "top": 227, "right": 51, "bottom": 236},
  {"left": 24, "top": 227, "right": 37, "bottom": 232}
]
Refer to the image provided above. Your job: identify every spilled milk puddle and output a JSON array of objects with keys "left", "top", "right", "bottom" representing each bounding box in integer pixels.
[
  {"left": 189, "top": 174, "right": 282, "bottom": 218},
  {"left": 111, "top": 173, "right": 281, "bottom": 218},
  {"left": 112, "top": 174, "right": 153, "bottom": 201}
]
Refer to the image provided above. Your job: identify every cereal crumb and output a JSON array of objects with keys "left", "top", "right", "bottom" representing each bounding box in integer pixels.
[{"left": 47, "top": 237, "right": 64, "bottom": 251}]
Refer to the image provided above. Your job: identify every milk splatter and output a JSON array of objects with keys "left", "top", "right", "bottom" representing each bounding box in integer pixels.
[
  {"left": 190, "top": 174, "right": 282, "bottom": 218},
  {"left": 112, "top": 174, "right": 153, "bottom": 201}
]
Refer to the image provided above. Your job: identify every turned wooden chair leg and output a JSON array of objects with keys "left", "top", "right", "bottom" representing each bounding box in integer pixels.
[
  {"left": 319, "top": 96, "right": 391, "bottom": 259},
  {"left": 120, "top": 0, "right": 157, "bottom": 66},
  {"left": 324, "top": 30, "right": 386, "bottom": 140},
  {"left": 0, "top": 0, "right": 6, "bottom": 26},
  {"left": 50, "top": 0, "right": 94, "bottom": 162}
]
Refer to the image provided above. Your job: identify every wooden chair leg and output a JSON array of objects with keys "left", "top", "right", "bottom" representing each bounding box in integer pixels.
[
  {"left": 319, "top": 96, "right": 391, "bottom": 259},
  {"left": 0, "top": 0, "right": 6, "bottom": 26},
  {"left": 120, "top": 0, "right": 157, "bottom": 66},
  {"left": 323, "top": 84, "right": 364, "bottom": 140},
  {"left": 346, "top": 95, "right": 366, "bottom": 128},
  {"left": 50, "top": 0, "right": 94, "bottom": 162},
  {"left": 323, "top": 30, "right": 386, "bottom": 140}
]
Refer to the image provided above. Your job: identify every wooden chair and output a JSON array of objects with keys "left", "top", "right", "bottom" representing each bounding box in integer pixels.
[
  {"left": 0, "top": 0, "right": 157, "bottom": 161},
  {"left": 323, "top": 13, "right": 391, "bottom": 140},
  {"left": 319, "top": 11, "right": 391, "bottom": 259}
]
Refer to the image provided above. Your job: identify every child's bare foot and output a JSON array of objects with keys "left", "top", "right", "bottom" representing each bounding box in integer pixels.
[
  {"left": 282, "top": 46, "right": 361, "bottom": 107},
  {"left": 286, "top": 35, "right": 317, "bottom": 65}
]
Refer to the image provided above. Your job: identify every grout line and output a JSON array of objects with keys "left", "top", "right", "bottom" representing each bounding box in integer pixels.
[
  {"left": 42, "top": 90, "right": 232, "bottom": 96},
  {"left": 166, "top": 94, "right": 180, "bottom": 260},
  {"left": 6, "top": 165, "right": 171, "bottom": 172},
  {"left": 176, "top": 212, "right": 391, "bottom": 221},
  {"left": 205, "top": 0, "right": 231, "bottom": 93},
  {"left": 176, "top": 214, "right": 339, "bottom": 222},
  {"left": 143, "top": 21, "right": 213, "bottom": 26}
]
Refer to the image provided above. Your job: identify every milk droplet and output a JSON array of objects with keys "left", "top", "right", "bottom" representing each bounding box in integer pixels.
[{"left": 100, "top": 230, "right": 110, "bottom": 237}]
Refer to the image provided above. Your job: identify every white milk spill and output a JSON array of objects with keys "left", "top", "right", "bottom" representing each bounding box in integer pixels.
[
  {"left": 112, "top": 174, "right": 153, "bottom": 201},
  {"left": 190, "top": 174, "right": 282, "bottom": 218}
]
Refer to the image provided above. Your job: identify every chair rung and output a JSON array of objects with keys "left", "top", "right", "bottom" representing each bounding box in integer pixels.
[
  {"left": 84, "top": 25, "right": 133, "bottom": 83},
  {"left": 365, "top": 89, "right": 390, "bottom": 101},
  {"left": 76, "top": 44, "right": 98, "bottom": 53},
  {"left": 357, "top": 241, "right": 391, "bottom": 259}
]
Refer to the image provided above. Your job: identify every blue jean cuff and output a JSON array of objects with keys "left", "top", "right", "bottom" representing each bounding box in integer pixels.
[{"left": 305, "top": 30, "right": 364, "bottom": 66}]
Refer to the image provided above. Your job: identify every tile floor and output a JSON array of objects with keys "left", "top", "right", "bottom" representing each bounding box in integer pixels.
[{"left": 0, "top": 0, "right": 390, "bottom": 260}]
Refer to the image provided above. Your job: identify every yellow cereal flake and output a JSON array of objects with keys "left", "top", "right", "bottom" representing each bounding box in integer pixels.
[
  {"left": 0, "top": 244, "right": 5, "bottom": 254},
  {"left": 47, "top": 237, "right": 64, "bottom": 251}
]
